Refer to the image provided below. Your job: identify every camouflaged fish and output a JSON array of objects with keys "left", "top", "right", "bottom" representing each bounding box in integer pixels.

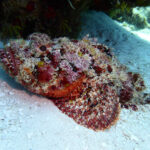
[{"left": 0, "top": 33, "right": 145, "bottom": 131}]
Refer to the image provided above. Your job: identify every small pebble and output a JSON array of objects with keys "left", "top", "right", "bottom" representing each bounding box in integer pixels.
[{"left": 8, "top": 91, "right": 14, "bottom": 95}]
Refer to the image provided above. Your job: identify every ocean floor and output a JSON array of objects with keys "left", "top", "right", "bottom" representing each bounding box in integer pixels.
[{"left": 1, "top": 11, "right": 150, "bottom": 150}]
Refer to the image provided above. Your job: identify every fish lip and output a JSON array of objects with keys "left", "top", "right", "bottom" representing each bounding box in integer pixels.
[
  {"left": 0, "top": 49, "right": 4, "bottom": 60},
  {"left": 0, "top": 48, "right": 19, "bottom": 76}
]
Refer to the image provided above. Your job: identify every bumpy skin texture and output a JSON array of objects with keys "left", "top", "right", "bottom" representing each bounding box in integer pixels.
[
  {"left": 0, "top": 33, "right": 145, "bottom": 131},
  {"left": 54, "top": 78, "right": 120, "bottom": 131}
]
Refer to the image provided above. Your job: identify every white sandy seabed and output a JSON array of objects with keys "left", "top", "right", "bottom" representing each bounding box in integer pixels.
[{"left": 1, "top": 11, "right": 150, "bottom": 150}]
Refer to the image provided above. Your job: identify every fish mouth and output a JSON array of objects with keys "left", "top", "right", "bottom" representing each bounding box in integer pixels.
[
  {"left": 0, "top": 48, "right": 21, "bottom": 76},
  {"left": 0, "top": 49, "right": 4, "bottom": 65}
]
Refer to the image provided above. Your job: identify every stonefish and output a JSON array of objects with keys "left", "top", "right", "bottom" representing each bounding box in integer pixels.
[{"left": 0, "top": 33, "right": 145, "bottom": 131}]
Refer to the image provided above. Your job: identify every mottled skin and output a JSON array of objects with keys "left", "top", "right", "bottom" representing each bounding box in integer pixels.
[{"left": 0, "top": 33, "right": 146, "bottom": 131}]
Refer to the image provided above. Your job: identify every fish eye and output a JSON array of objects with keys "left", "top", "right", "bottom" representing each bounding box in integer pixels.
[{"left": 39, "top": 45, "right": 47, "bottom": 51}]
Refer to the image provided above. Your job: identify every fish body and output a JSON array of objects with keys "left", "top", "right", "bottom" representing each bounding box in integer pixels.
[{"left": 0, "top": 33, "right": 145, "bottom": 130}]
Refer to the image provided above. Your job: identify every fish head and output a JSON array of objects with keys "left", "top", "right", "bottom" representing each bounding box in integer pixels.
[{"left": 0, "top": 33, "right": 88, "bottom": 98}]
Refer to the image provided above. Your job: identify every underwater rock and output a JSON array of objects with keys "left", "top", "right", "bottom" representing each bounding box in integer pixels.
[
  {"left": 0, "top": 33, "right": 146, "bottom": 131},
  {"left": 0, "top": 0, "right": 91, "bottom": 39}
]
